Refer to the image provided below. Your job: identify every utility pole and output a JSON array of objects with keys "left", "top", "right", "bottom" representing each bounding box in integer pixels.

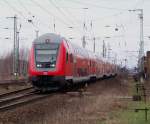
[
  {"left": 16, "top": 31, "right": 20, "bottom": 75},
  {"left": 124, "top": 58, "right": 127, "bottom": 68},
  {"left": 129, "top": 9, "right": 144, "bottom": 73},
  {"left": 102, "top": 40, "right": 106, "bottom": 58},
  {"left": 35, "top": 30, "right": 39, "bottom": 38},
  {"left": 93, "top": 37, "right": 95, "bottom": 53},
  {"left": 14, "top": 15, "right": 17, "bottom": 77},
  {"left": 91, "top": 20, "right": 96, "bottom": 53},
  {"left": 82, "top": 36, "right": 86, "bottom": 48},
  {"left": 82, "top": 8, "right": 88, "bottom": 48},
  {"left": 139, "top": 9, "right": 144, "bottom": 73},
  {"left": 53, "top": 17, "right": 56, "bottom": 33},
  {"left": 7, "top": 15, "right": 18, "bottom": 78},
  {"left": 107, "top": 43, "right": 111, "bottom": 59}
]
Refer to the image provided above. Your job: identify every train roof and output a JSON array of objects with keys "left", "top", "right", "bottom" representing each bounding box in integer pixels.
[
  {"left": 33, "top": 33, "right": 64, "bottom": 44},
  {"left": 32, "top": 33, "right": 109, "bottom": 61},
  {"left": 68, "top": 42, "right": 89, "bottom": 58}
]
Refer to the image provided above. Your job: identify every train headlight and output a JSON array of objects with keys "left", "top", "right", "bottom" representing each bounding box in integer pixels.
[
  {"left": 37, "top": 64, "right": 42, "bottom": 68},
  {"left": 51, "top": 64, "right": 55, "bottom": 67}
]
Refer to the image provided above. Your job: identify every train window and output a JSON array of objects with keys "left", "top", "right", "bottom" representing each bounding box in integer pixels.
[
  {"left": 70, "top": 54, "right": 73, "bottom": 63},
  {"left": 35, "top": 43, "right": 58, "bottom": 50},
  {"left": 34, "top": 43, "right": 59, "bottom": 69},
  {"left": 66, "top": 40, "right": 69, "bottom": 48},
  {"left": 66, "top": 51, "right": 68, "bottom": 63},
  {"left": 90, "top": 61, "right": 91, "bottom": 67}
]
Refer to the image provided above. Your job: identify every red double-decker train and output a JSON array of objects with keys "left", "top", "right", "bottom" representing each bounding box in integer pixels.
[{"left": 28, "top": 33, "right": 117, "bottom": 90}]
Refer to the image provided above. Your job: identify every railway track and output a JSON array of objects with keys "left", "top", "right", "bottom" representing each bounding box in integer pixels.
[
  {"left": 0, "top": 81, "right": 88, "bottom": 112},
  {"left": 0, "top": 80, "right": 103, "bottom": 112},
  {"left": 0, "top": 87, "right": 51, "bottom": 112},
  {"left": 0, "top": 79, "right": 27, "bottom": 85},
  {"left": 0, "top": 87, "right": 33, "bottom": 99}
]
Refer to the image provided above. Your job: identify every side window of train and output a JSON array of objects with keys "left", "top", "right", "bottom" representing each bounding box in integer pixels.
[
  {"left": 70, "top": 54, "right": 73, "bottom": 63},
  {"left": 73, "top": 55, "right": 77, "bottom": 63},
  {"left": 90, "top": 60, "right": 91, "bottom": 67},
  {"left": 66, "top": 51, "right": 68, "bottom": 63}
]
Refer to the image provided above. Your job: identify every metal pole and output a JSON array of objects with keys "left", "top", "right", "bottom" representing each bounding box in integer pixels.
[
  {"left": 53, "top": 17, "right": 56, "bottom": 33},
  {"left": 102, "top": 40, "right": 106, "bottom": 58},
  {"left": 6, "top": 15, "right": 18, "bottom": 78},
  {"left": 93, "top": 37, "right": 95, "bottom": 53},
  {"left": 82, "top": 36, "right": 86, "bottom": 48},
  {"left": 16, "top": 31, "right": 19, "bottom": 75},
  {"left": 82, "top": 8, "right": 88, "bottom": 48},
  {"left": 13, "top": 16, "right": 16, "bottom": 76},
  {"left": 107, "top": 43, "right": 111, "bottom": 59},
  {"left": 35, "top": 30, "right": 39, "bottom": 38},
  {"left": 138, "top": 9, "right": 144, "bottom": 73},
  {"left": 14, "top": 15, "right": 17, "bottom": 77},
  {"left": 129, "top": 9, "right": 144, "bottom": 73}
]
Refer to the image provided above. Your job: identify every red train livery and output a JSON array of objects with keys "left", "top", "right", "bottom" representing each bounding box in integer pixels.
[{"left": 28, "top": 33, "right": 117, "bottom": 90}]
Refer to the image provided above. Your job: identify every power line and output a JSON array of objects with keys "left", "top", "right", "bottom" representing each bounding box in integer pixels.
[
  {"left": 2, "top": 0, "right": 39, "bottom": 31},
  {"left": 3, "top": 0, "right": 26, "bottom": 19},
  {"left": 67, "top": 0, "right": 128, "bottom": 11},
  {"left": 46, "top": 0, "right": 84, "bottom": 37},
  {"left": 30, "top": 0, "right": 70, "bottom": 27},
  {"left": 91, "top": 11, "right": 126, "bottom": 22},
  {"left": 49, "top": 0, "right": 81, "bottom": 27},
  {"left": 17, "top": 0, "right": 50, "bottom": 29},
  {"left": 48, "top": 0, "right": 75, "bottom": 25},
  {"left": 17, "top": 0, "right": 29, "bottom": 14},
  {"left": 134, "top": 0, "right": 145, "bottom": 9}
]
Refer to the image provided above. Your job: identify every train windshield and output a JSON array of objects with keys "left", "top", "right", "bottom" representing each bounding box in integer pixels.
[{"left": 35, "top": 43, "right": 59, "bottom": 69}]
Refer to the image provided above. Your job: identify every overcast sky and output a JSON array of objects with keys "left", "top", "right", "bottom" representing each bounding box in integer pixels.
[{"left": 0, "top": 0, "right": 149, "bottom": 68}]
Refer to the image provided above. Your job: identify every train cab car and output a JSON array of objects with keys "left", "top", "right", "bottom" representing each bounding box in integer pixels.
[
  {"left": 28, "top": 33, "right": 117, "bottom": 90},
  {"left": 29, "top": 33, "right": 91, "bottom": 89},
  {"left": 28, "top": 33, "right": 67, "bottom": 89}
]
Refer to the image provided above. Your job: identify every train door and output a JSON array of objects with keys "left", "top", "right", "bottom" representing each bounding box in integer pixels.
[
  {"left": 65, "top": 40, "right": 74, "bottom": 81},
  {"left": 70, "top": 53, "right": 74, "bottom": 77},
  {"left": 65, "top": 51, "right": 74, "bottom": 79},
  {"left": 73, "top": 54, "right": 77, "bottom": 77}
]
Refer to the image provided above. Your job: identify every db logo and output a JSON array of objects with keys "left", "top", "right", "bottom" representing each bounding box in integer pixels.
[{"left": 43, "top": 71, "right": 48, "bottom": 75}]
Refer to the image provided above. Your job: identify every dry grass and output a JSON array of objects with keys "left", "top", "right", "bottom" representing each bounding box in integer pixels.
[
  {"left": 0, "top": 83, "right": 31, "bottom": 95},
  {"left": 0, "top": 77, "right": 129, "bottom": 124}
]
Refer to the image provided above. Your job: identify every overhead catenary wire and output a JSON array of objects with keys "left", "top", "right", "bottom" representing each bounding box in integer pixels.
[
  {"left": 47, "top": 0, "right": 89, "bottom": 40},
  {"left": 17, "top": 0, "right": 30, "bottom": 15},
  {"left": 48, "top": 0, "right": 76, "bottom": 26},
  {"left": 47, "top": 0, "right": 83, "bottom": 34},
  {"left": 2, "top": 0, "right": 39, "bottom": 31},
  {"left": 30, "top": 0, "right": 71, "bottom": 27},
  {"left": 133, "top": 0, "right": 145, "bottom": 9},
  {"left": 50, "top": 0, "right": 82, "bottom": 28},
  {"left": 67, "top": 0, "right": 129, "bottom": 11},
  {"left": 2, "top": 0, "right": 87, "bottom": 45},
  {"left": 0, "top": 0, "right": 144, "bottom": 66},
  {"left": 2, "top": 0, "right": 26, "bottom": 19},
  {"left": 17, "top": 0, "right": 51, "bottom": 29}
]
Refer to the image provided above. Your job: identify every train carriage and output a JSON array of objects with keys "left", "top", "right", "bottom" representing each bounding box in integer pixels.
[{"left": 28, "top": 33, "right": 117, "bottom": 90}]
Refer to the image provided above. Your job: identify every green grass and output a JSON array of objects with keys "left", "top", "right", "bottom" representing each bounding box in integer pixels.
[
  {"left": 97, "top": 102, "right": 150, "bottom": 124},
  {"left": 97, "top": 79, "right": 150, "bottom": 124},
  {"left": 117, "top": 79, "right": 150, "bottom": 124},
  {"left": 117, "top": 101, "right": 150, "bottom": 124}
]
